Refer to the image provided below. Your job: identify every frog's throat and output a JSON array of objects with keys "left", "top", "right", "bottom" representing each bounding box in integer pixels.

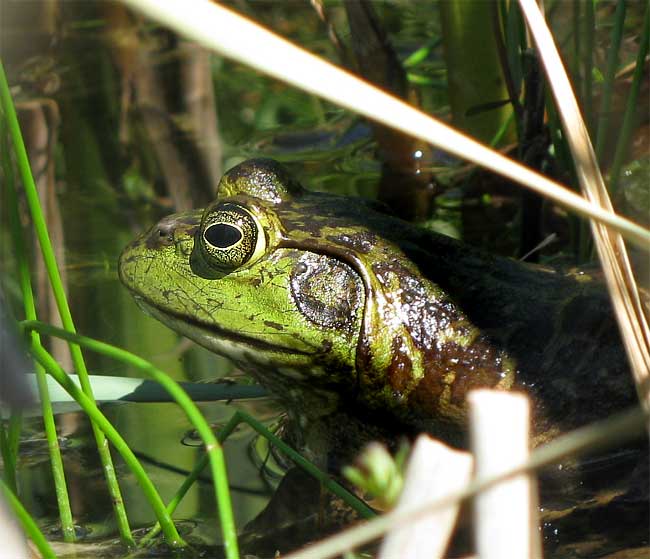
[{"left": 132, "top": 296, "right": 317, "bottom": 359}]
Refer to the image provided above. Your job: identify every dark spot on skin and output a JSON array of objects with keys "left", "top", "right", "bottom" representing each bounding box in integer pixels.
[
  {"left": 402, "top": 291, "right": 415, "bottom": 304},
  {"left": 263, "top": 320, "right": 284, "bottom": 331},
  {"left": 146, "top": 225, "right": 173, "bottom": 249},
  {"left": 321, "top": 339, "right": 333, "bottom": 353},
  {"left": 251, "top": 278, "right": 262, "bottom": 288},
  {"left": 121, "top": 253, "right": 139, "bottom": 264},
  {"left": 277, "top": 211, "right": 327, "bottom": 238}
]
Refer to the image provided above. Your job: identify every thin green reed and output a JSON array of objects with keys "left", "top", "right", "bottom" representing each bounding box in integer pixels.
[
  {"left": 608, "top": 2, "right": 650, "bottom": 196},
  {"left": 595, "top": 0, "right": 627, "bottom": 162},
  {"left": 0, "top": 109, "right": 75, "bottom": 541},
  {"left": 0, "top": 59, "right": 134, "bottom": 546},
  {"left": 572, "top": 1, "right": 581, "bottom": 92},
  {"left": 0, "top": 420, "right": 18, "bottom": 494},
  {"left": 141, "top": 408, "right": 375, "bottom": 545},
  {"left": 582, "top": 0, "right": 595, "bottom": 133},
  {"left": 220, "top": 411, "right": 376, "bottom": 519},
  {"left": 0, "top": 127, "right": 21, "bottom": 497},
  {"left": 21, "top": 321, "right": 240, "bottom": 559},
  {"left": 28, "top": 343, "right": 187, "bottom": 549}
]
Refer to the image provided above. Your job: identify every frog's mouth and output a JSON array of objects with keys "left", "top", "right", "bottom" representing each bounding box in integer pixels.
[{"left": 132, "top": 295, "right": 319, "bottom": 362}]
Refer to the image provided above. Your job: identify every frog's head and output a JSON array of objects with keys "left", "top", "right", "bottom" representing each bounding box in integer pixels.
[
  {"left": 119, "top": 159, "right": 365, "bottom": 410},
  {"left": 119, "top": 159, "right": 514, "bottom": 425}
]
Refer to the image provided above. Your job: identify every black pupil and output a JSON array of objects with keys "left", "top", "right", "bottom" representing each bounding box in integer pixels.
[{"left": 205, "top": 223, "right": 242, "bottom": 248}]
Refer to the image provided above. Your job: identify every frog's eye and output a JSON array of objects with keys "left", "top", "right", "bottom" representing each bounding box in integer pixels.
[{"left": 198, "top": 203, "right": 266, "bottom": 273}]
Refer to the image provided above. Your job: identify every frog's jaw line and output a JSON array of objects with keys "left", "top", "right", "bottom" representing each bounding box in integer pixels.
[{"left": 134, "top": 297, "right": 314, "bottom": 364}]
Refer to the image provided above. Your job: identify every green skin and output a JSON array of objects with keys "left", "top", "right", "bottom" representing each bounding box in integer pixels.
[{"left": 119, "top": 159, "right": 637, "bottom": 457}]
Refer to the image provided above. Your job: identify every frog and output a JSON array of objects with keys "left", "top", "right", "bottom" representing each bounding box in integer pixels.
[
  {"left": 119, "top": 158, "right": 640, "bottom": 447},
  {"left": 119, "top": 158, "right": 647, "bottom": 553}
]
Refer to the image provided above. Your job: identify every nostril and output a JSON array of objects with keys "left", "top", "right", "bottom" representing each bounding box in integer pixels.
[{"left": 152, "top": 222, "right": 174, "bottom": 246}]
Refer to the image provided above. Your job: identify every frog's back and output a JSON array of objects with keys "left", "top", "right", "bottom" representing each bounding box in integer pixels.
[
  {"left": 396, "top": 223, "right": 638, "bottom": 435},
  {"left": 300, "top": 195, "right": 639, "bottom": 434}
]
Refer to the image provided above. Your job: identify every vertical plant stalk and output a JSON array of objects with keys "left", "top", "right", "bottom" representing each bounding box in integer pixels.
[
  {"left": 21, "top": 322, "right": 240, "bottom": 558},
  {"left": 0, "top": 420, "right": 18, "bottom": 494},
  {"left": 469, "top": 390, "right": 541, "bottom": 559},
  {"left": 28, "top": 343, "right": 187, "bottom": 549},
  {"left": 578, "top": 0, "right": 597, "bottom": 259},
  {"left": 582, "top": 0, "right": 595, "bottom": 132},
  {"left": 517, "top": 0, "right": 650, "bottom": 411},
  {"left": 1, "top": 116, "right": 76, "bottom": 540},
  {"left": 1, "top": 478, "right": 56, "bottom": 559},
  {"left": 572, "top": 1, "right": 581, "bottom": 91},
  {"left": 608, "top": 3, "right": 650, "bottom": 195},
  {"left": 0, "top": 128, "right": 21, "bottom": 497},
  {"left": 439, "top": 0, "right": 515, "bottom": 145},
  {"left": 595, "top": 0, "right": 626, "bottom": 161},
  {"left": 0, "top": 60, "right": 135, "bottom": 546}
]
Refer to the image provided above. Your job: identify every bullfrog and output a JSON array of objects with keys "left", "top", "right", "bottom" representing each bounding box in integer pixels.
[
  {"left": 119, "top": 158, "right": 639, "bottom": 449},
  {"left": 120, "top": 158, "right": 647, "bottom": 553}
]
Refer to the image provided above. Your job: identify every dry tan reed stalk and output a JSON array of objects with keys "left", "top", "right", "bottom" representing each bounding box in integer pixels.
[
  {"left": 378, "top": 436, "right": 472, "bottom": 559},
  {"left": 469, "top": 390, "right": 541, "bottom": 559},
  {"left": 518, "top": 0, "right": 650, "bottom": 412}
]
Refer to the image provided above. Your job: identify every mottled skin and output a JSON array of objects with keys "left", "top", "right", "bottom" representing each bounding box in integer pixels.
[{"left": 119, "top": 159, "right": 639, "bottom": 456}]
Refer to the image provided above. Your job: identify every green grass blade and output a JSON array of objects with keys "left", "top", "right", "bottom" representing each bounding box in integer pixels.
[
  {"left": 21, "top": 321, "right": 240, "bottom": 558},
  {"left": 0, "top": 59, "right": 134, "bottom": 546},
  {"left": 28, "top": 343, "right": 187, "bottom": 549},
  {"left": 595, "top": 0, "right": 626, "bottom": 161},
  {"left": 0, "top": 419, "right": 18, "bottom": 493},
  {"left": 582, "top": 0, "right": 595, "bottom": 132},
  {"left": 220, "top": 411, "right": 375, "bottom": 520},
  {"left": 609, "top": 3, "right": 650, "bottom": 195},
  {"left": 1, "top": 104, "right": 76, "bottom": 541}
]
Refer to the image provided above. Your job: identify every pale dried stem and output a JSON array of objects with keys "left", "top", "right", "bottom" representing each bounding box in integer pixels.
[
  {"left": 469, "top": 390, "right": 541, "bottom": 559},
  {"left": 518, "top": 0, "right": 650, "bottom": 412},
  {"left": 0, "top": 499, "right": 30, "bottom": 559},
  {"left": 378, "top": 436, "right": 472, "bottom": 559},
  {"left": 284, "top": 406, "right": 645, "bottom": 559}
]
